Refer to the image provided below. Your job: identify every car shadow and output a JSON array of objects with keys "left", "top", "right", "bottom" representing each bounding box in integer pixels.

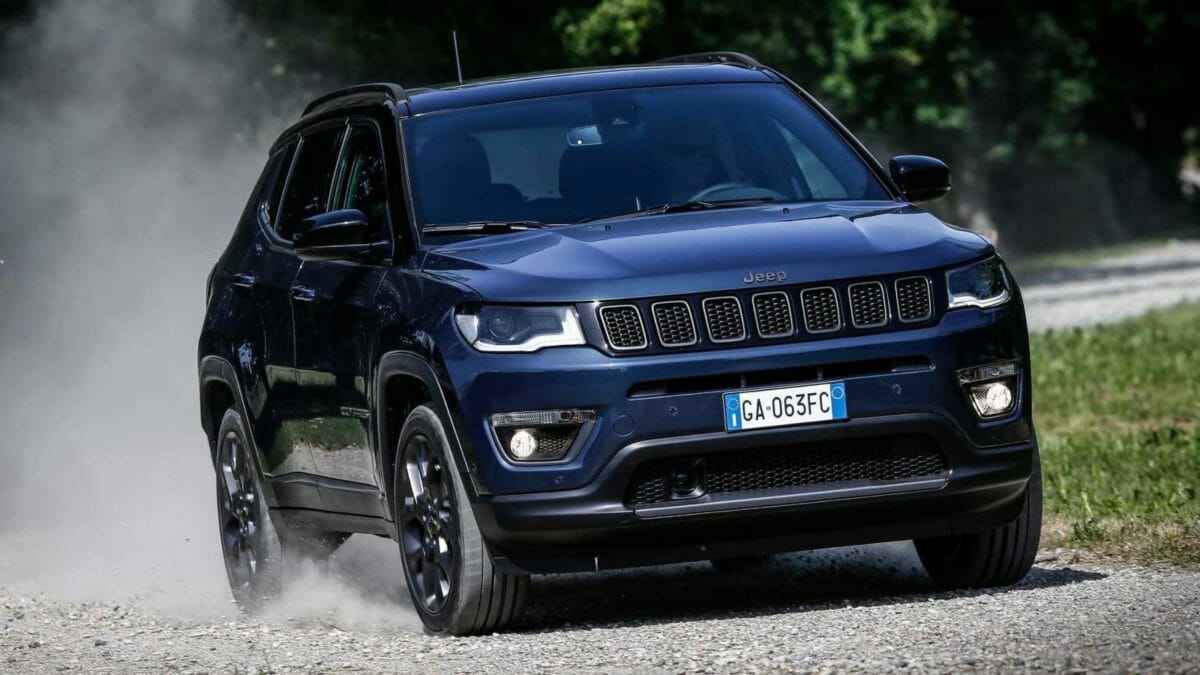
[
  {"left": 515, "top": 542, "right": 1107, "bottom": 632},
  {"left": 319, "top": 536, "right": 1106, "bottom": 634}
]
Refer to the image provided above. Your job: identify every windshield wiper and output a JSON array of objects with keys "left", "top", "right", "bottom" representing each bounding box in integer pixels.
[
  {"left": 421, "top": 220, "right": 556, "bottom": 235},
  {"left": 580, "top": 197, "right": 777, "bottom": 223}
]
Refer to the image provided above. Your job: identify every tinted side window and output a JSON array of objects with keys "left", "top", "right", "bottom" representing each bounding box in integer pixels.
[
  {"left": 277, "top": 125, "right": 344, "bottom": 241},
  {"left": 257, "top": 144, "right": 296, "bottom": 229},
  {"left": 332, "top": 124, "right": 389, "bottom": 238}
]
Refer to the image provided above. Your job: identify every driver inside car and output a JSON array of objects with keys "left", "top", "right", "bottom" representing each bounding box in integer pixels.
[{"left": 651, "top": 113, "right": 747, "bottom": 204}]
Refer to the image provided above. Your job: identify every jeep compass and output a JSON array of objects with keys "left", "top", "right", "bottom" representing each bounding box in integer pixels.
[{"left": 198, "top": 52, "right": 1041, "bottom": 635}]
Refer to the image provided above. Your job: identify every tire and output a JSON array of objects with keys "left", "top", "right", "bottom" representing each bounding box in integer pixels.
[
  {"left": 214, "top": 408, "right": 346, "bottom": 612},
  {"left": 215, "top": 407, "right": 283, "bottom": 611},
  {"left": 710, "top": 554, "right": 773, "bottom": 572},
  {"left": 393, "top": 405, "right": 529, "bottom": 635},
  {"left": 914, "top": 447, "right": 1043, "bottom": 588}
]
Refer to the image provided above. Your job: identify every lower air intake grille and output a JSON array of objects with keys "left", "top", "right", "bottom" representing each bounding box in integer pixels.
[
  {"left": 702, "top": 297, "right": 746, "bottom": 342},
  {"left": 895, "top": 277, "right": 933, "bottom": 322},
  {"left": 624, "top": 434, "right": 946, "bottom": 506},
  {"left": 848, "top": 282, "right": 888, "bottom": 328},
  {"left": 598, "top": 305, "right": 647, "bottom": 350},
  {"left": 800, "top": 287, "right": 842, "bottom": 333},
  {"left": 652, "top": 301, "right": 697, "bottom": 347}
]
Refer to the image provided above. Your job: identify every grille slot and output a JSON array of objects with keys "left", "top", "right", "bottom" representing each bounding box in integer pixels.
[
  {"left": 651, "top": 301, "right": 698, "bottom": 347},
  {"left": 625, "top": 434, "right": 946, "bottom": 506},
  {"left": 895, "top": 276, "right": 933, "bottom": 323},
  {"left": 751, "top": 292, "right": 794, "bottom": 338},
  {"left": 799, "top": 287, "right": 842, "bottom": 333},
  {"left": 848, "top": 281, "right": 888, "bottom": 328},
  {"left": 702, "top": 296, "right": 746, "bottom": 343},
  {"left": 598, "top": 304, "right": 647, "bottom": 350}
]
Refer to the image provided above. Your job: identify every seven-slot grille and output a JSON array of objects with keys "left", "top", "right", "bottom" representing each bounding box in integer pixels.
[
  {"left": 651, "top": 301, "right": 697, "bottom": 347},
  {"left": 702, "top": 297, "right": 746, "bottom": 343},
  {"left": 895, "top": 276, "right": 933, "bottom": 322},
  {"left": 598, "top": 304, "right": 647, "bottom": 350},
  {"left": 752, "top": 292, "right": 794, "bottom": 337},
  {"left": 597, "top": 273, "right": 936, "bottom": 352},
  {"left": 848, "top": 282, "right": 888, "bottom": 328},
  {"left": 800, "top": 287, "right": 841, "bottom": 333}
]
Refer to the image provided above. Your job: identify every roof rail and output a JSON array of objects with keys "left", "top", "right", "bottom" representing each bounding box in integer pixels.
[
  {"left": 302, "top": 82, "right": 408, "bottom": 116},
  {"left": 652, "top": 52, "right": 763, "bottom": 69}
]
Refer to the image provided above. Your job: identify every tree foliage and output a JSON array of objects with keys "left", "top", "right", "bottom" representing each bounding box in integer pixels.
[{"left": 3, "top": 0, "right": 1191, "bottom": 252}]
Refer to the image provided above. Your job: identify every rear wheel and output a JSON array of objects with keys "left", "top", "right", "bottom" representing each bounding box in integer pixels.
[
  {"left": 214, "top": 408, "right": 345, "bottom": 611},
  {"left": 215, "top": 408, "right": 282, "bottom": 610},
  {"left": 394, "top": 405, "right": 529, "bottom": 635},
  {"left": 915, "top": 448, "right": 1043, "bottom": 588}
]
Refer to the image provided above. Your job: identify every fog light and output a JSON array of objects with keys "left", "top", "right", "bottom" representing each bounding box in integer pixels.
[
  {"left": 969, "top": 380, "right": 1016, "bottom": 418},
  {"left": 957, "top": 361, "right": 1020, "bottom": 419},
  {"left": 509, "top": 429, "right": 538, "bottom": 459},
  {"left": 490, "top": 409, "right": 597, "bottom": 462}
]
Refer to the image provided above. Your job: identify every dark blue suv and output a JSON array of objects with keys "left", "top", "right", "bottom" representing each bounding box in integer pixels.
[{"left": 199, "top": 52, "right": 1040, "bottom": 635}]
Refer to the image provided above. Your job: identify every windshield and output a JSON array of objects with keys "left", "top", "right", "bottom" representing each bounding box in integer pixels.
[{"left": 403, "top": 83, "right": 891, "bottom": 228}]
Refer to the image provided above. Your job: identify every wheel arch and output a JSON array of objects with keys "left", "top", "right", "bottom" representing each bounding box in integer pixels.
[
  {"left": 375, "top": 350, "right": 486, "bottom": 521},
  {"left": 199, "top": 355, "right": 280, "bottom": 506}
]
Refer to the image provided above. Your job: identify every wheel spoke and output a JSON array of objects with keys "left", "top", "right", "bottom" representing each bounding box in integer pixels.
[
  {"left": 220, "top": 463, "right": 240, "bottom": 504},
  {"left": 433, "top": 565, "right": 447, "bottom": 606}
]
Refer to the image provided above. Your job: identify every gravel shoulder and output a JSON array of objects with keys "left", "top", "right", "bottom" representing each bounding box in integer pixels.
[
  {"left": 1019, "top": 239, "right": 1200, "bottom": 332},
  {"left": 3, "top": 539, "right": 1199, "bottom": 673}
]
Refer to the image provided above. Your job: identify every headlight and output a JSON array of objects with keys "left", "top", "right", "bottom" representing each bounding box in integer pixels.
[
  {"left": 946, "top": 257, "right": 1011, "bottom": 309},
  {"left": 455, "top": 305, "right": 585, "bottom": 353}
]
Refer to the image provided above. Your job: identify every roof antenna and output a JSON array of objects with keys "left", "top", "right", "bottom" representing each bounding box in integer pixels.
[{"left": 452, "top": 30, "right": 464, "bottom": 84}]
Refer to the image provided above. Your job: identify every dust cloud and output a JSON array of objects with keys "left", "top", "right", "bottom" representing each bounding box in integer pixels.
[
  {"left": 0, "top": 0, "right": 933, "bottom": 630},
  {"left": 0, "top": 0, "right": 409, "bottom": 624}
]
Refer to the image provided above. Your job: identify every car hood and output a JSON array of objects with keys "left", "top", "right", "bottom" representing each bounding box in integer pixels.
[{"left": 420, "top": 201, "right": 991, "bottom": 302}]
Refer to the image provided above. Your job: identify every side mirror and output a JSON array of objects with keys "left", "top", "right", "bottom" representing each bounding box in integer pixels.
[
  {"left": 293, "top": 209, "right": 388, "bottom": 261},
  {"left": 889, "top": 155, "right": 951, "bottom": 203}
]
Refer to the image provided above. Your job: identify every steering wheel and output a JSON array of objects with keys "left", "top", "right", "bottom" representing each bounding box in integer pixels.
[{"left": 688, "top": 182, "right": 788, "bottom": 203}]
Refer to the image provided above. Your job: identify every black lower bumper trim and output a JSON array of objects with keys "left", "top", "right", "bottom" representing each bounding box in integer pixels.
[{"left": 469, "top": 412, "right": 1035, "bottom": 574}]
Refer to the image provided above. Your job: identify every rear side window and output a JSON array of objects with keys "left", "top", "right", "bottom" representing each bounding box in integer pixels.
[
  {"left": 276, "top": 125, "right": 344, "bottom": 241},
  {"left": 332, "top": 123, "right": 389, "bottom": 238},
  {"left": 256, "top": 144, "right": 296, "bottom": 229}
]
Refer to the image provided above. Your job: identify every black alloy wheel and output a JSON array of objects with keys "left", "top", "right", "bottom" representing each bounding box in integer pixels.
[
  {"left": 393, "top": 405, "right": 528, "bottom": 635},
  {"left": 398, "top": 432, "right": 460, "bottom": 614},
  {"left": 215, "top": 408, "right": 280, "bottom": 610}
]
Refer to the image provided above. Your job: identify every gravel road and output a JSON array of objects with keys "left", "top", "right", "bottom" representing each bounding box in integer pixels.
[
  {"left": 1020, "top": 239, "right": 1200, "bottom": 332},
  {"left": 3, "top": 542, "right": 1198, "bottom": 673},
  {"left": 3, "top": 240, "right": 1200, "bottom": 673}
]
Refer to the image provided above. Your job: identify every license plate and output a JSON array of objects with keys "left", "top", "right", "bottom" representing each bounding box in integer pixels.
[{"left": 723, "top": 382, "right": 848, "bottom": 432}]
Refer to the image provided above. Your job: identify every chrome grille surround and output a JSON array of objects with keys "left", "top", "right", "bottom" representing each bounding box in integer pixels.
[
  {"left": 799, "top": 286, "right": 842, "bottom": 334},
  {"left": 598, "top": 304, "right": 648, "bottom": 351},
  {"left": 847, "top": 281, "right": 889, "bottom": 328},
  {"left": 895, "top": 276, "right": 933, "bottom": 323},
  {"left": 701, "top": 296, "right": 747, "bottom": 343},
  {"left": 751, "top": 291, "right": 795, "bottom": 338},
  {"left": 650, "top": 300, "right": 698, "bottom": 347}
]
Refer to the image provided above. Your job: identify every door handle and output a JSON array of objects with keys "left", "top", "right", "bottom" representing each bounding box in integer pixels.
[
  {"left": 290, "top": 285, "right": 316, "bottom": 302},
  {"left": 232, "top": 273, "right": 257, "bottom": 289}
]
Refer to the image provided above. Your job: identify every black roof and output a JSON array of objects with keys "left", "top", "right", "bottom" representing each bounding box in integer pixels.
[
  {"left": 300, "top": 54, "right": 780, "bottom": 120},
  {"left": 402, "top": 63, "right": 776, "bottom": 115}
]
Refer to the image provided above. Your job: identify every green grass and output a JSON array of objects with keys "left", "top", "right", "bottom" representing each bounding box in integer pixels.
[{"left": 1033, "top": 302, "right": 1200, "bottom": 563}]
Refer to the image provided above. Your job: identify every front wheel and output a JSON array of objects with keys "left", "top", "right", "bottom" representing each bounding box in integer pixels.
[
  {"left": 914, "top": 448, "right": 1043, "bottom": 588},
  {"left": 394, "top": 406, "right": 529, "bottom": 635}
]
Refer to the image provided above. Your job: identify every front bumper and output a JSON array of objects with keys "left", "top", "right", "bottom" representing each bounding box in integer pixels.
[
  {"left": 477, "top": 412, "right": 1033, "bottom": 573},
  {"left": 440, "top": 301, "right": 1035, "bottom": 573}
]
